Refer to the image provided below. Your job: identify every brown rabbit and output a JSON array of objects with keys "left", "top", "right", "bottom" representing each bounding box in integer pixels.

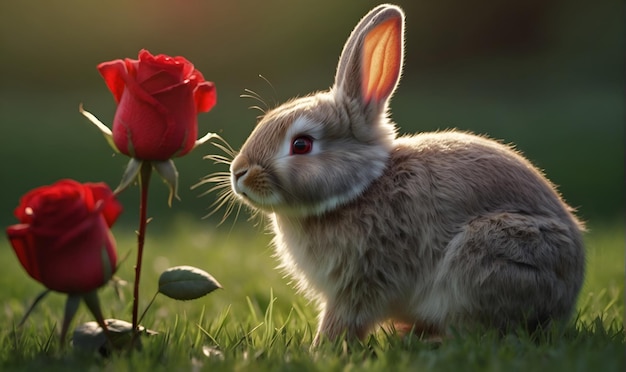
[{"left": 226, "top": 4, "right": 585, "bottom": 345}]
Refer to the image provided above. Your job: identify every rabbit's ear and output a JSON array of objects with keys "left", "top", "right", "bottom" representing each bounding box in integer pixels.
[{"left": 334, "top": 5, "right": 404, "bottom": 113}]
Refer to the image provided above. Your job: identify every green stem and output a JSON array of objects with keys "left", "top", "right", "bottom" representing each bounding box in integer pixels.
[
  {"left": 132, "top": 161, "right": 152, "bottom": 347},
  {"left": 137, "top": 291, "right": 159, "bottom": 327}
]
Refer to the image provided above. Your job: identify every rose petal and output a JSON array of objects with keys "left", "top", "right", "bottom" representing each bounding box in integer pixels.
[
  {"left": 6, "top": 224, "right": 42, "bottom": 282},
  {"left": 39, "top": 216, "right": 116, "bottom": 293},
  {"left": 86, "top": 183, "right": 123, "bottom": 227},
  {"left": 194, "top": 81, "right": 217, "bottom": 113},
  {"left": 138, "top": 50, "right": 186, "bottom": 84},
  {"left": 97, "top": 59, "right": 130, "bottom": 103},
  {"left": 181, "top": 59, "right": 195, "bottom": 79},
  {"left": 15, "top": 179, "right": 82, "bottom": 223}
]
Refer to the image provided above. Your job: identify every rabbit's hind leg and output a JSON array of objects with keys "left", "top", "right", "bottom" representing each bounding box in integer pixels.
[{"left": 431, "top": 211, "right": 584, "bottom": 334}]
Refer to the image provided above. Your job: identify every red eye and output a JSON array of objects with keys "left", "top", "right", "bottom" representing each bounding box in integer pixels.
[{"left": 291, "top": 136, "right": 313, "bottom": 155}]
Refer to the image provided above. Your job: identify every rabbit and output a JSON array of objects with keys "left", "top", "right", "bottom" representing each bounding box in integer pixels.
[{"left": 227, "top": 4, "right": 585, "bottom": 345}]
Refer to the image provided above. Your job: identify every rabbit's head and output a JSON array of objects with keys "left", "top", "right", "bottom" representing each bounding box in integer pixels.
[{"left": 231, "top": 5, "right": 405, "bottom": 217}]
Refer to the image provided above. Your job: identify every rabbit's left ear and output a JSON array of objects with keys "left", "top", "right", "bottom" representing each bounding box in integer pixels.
[{"left": 333, "top": 5, "right": 404, "bottom": 113}]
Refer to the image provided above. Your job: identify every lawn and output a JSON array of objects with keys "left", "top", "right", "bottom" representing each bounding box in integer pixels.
[{"left": 0, "top": 215, "right": 623, "bottom": 371}]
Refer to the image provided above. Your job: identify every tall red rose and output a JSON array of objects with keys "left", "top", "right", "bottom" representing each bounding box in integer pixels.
[
  {"left": 98, "top": 49, "right": 217, "bottom": 161},
  {"left": 6, "top": 180, "right": 122, "bottom": 294}
]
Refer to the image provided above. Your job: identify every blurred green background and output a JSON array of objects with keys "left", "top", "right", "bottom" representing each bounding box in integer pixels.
[{"left": 0, "top": 0, "right": 623, "bottom": 231}]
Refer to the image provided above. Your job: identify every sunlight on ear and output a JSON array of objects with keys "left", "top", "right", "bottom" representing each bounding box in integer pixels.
[{"left": 362, "top": 17, "right": 402, "bottom": 103}]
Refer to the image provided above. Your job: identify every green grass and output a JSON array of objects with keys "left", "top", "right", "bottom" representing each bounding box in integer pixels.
[{"left": 1, "top": 216, "right": 623, "bottom": 371}]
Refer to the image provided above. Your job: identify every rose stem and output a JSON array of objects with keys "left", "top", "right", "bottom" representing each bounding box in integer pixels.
[{"left": 132, "top": 161, "right": 152, "bottom": 347}]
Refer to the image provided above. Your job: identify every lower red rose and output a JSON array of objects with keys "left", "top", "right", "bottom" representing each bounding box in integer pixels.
[{"left": 6, "top": 180, "right": 122, "bottom": 294}]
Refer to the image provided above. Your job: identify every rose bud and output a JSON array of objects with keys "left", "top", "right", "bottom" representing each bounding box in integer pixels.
[{"left": 97, "top": 49, "right": 216, "bottom": 161}]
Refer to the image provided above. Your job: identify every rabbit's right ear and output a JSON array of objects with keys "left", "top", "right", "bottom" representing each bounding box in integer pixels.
[{"left": 333, "top": 5, "right": 404, "bottom": 117}]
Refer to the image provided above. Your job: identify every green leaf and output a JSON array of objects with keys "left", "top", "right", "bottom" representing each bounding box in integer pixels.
[
  {"left": 82, "top": 291, "right": 106, "bottom": 331},
  {"left": 193, "top": 131, "right": 217, "bottom": 149},
  {"left": 158, "top": 266, "right": 221, "bottom": 301},
  {"left": 18, "top": 289, "right": 51, "bottom": 327},
  {"left": 153, "top": 159, "right": 180, "bottom": 206},
  {"left": 79, "top": 104, "right": 119, "bottom": 153},
  {"left": 114, "top": 158, "right": 143, "bottom": 195},
  {"left": 72, "top": 318, "right": 157, "bottom": 356},
  {"left": 101, "top": 244, "right": 113, "bottom": 283}
]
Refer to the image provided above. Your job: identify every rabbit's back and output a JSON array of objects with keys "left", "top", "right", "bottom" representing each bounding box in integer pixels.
[{"left": 393, "top": 131, "right": 580, "bottom": 225}]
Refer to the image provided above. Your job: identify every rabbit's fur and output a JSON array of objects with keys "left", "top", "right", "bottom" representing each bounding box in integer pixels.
[{"left": 229, "top": 4, "right": 585, "bottom": 345}]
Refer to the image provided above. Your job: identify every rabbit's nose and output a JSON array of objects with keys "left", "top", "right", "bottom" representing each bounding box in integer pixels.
[
  {"left": 230, "top": 154, "right": 250, "bottom": 181},
  {"left": 233, "top": 168, "right": 248, "bottom": 181}
]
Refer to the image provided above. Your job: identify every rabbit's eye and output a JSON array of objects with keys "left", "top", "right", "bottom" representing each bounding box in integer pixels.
[{"left": 291, "top": 136, "right": 313, "bottom": 155}]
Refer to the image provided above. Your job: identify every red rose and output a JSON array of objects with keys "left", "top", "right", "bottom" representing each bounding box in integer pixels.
[
  {"left": 98, "top": 49, "right": 217, "bottom": 161},
  {"left": 6, "top": 180, "right": 122, "bottom": 294}
]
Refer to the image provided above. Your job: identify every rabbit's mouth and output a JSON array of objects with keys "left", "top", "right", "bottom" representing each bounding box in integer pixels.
[
  {"left": 233, "top": 181, "right": 325, "bottom": 217},
  {"left": 235, "top": 188, "right": 277, "bottom": 207},
  {"left": 238, "top": 190, "right": 277, "bottom": 208},
  {"left": 232, "top": 175, "right": 281, "bottom": 212}
]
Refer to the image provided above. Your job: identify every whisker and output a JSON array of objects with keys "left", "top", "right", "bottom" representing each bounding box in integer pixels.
[
  {"left": 258, "top": 74, "right": 278, "bottom": 107},
  {"left": 202, "top": 134, "right": 237, "bottom": 158},
  {"left": 211, "top": 142, "right": 237, "bottom": 159},
  {"left": 198, "top": 183, "right": 239, "bottom": 224},
  {"left": 191, "top": 123, "right": 272, "bottom": 230},
  {"left": 200, "top": 175, "right": 231, "bottom": 184},
  {"left": 200, "top": 171, "right": 231, "bottom": 177},
  {"left": 240, "top": 80, "right": 281, "bottom": 120},
  {"left": 224, "top": 202, "right": 244, "bottom": 236},
  {"left": 246, "top": 207, "right": 264, "bottom": 227},
  {"left": 243, "top": 88, "right": 267, "bottom": 105},
  {"left": 203, "top": 156, "right": 233, "bottom": 166},
  {"left": 191, "top": 134, "right": 241, "bottom": 225},
  {"left": 204, "top": 154, "right": 233, "bottom": 162},
  {"left": 197, "top": 182, "right": 232, "bottom": 198},
  {"left": 191, "top": 173, "right": 230, "bottom": 189},
  {"left": 240, "top": 89, "right": 268, "bottom": 112},
  {"left": 207, "top": 191, "right": 234, "bottom": 215},
  {"left": 239, "top": 93, "right": 260, "bottom": 101},
  {"left": 198, "top": 182, "right": 230, "bottom": 197},
  {"left": 247, "top": 105, "right": 266, "bottom": 115}
]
